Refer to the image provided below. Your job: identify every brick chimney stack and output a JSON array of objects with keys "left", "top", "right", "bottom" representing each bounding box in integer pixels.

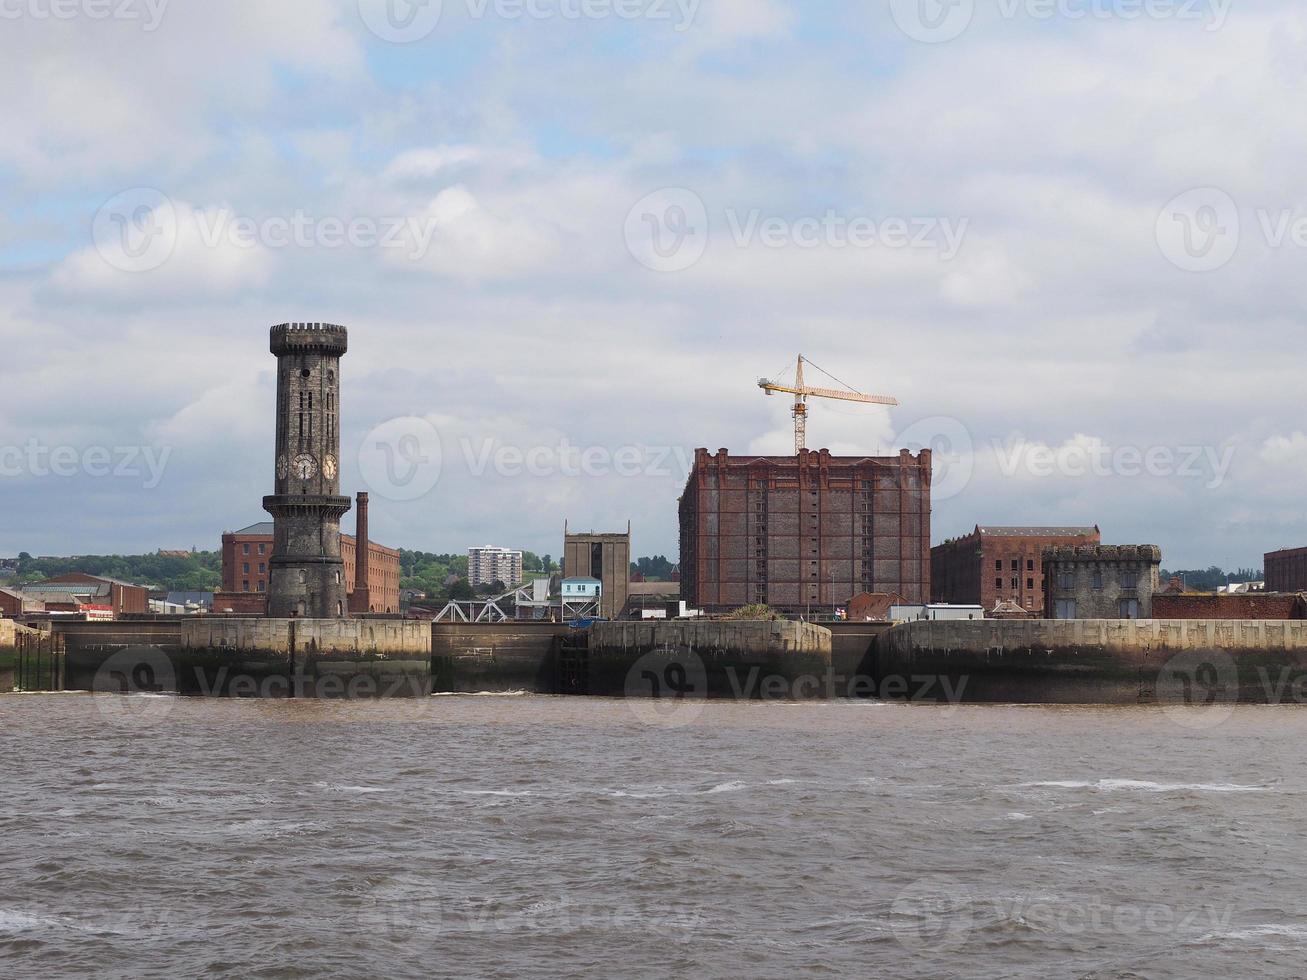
[{"left": 350, "top": 491, "right": 371, "bottom": 615}]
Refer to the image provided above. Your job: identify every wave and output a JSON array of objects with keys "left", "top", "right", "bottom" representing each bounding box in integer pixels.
[
  {"left": 430, "top": 690, "right": 533, "bottom": 697},
  {"left": 0, "top": 910, "right": 63, "bottom": 932},
  {"left": 312, "top": 782, "right": 393, "bottom": 794},
  {"left": 1020, "top": 779, "right": 1269, "bottom": 794},
  {"left": 1193, "top": 924, "right": 1307, "bottom": 946},
  {"left": 461, "top": 789, "right": 535, "bottom": 797}
]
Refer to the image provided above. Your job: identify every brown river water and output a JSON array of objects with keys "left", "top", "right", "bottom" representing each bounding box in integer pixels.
[{"left": 3, "top": 693, "right": 1307, "bottom": 979}]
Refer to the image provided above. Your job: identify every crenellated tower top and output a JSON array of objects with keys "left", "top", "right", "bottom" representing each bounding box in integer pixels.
[{"left": 269, "top": 322, "right": 349, "bottom": 357}]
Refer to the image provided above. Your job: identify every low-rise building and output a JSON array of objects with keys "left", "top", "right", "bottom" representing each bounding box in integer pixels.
[
  {"left": 19, "top": 573, "right": 148, "bottom": 618},
  {"left": 1043, "top": 545, "right": 1161, "bottom": 620},
  {"left": 889, "top": 603, "right": 985, "bottom": 623},
  {"left": 1151, "top": 592, "right": 1307, "bottom": 620},
  {"left": 623, "top": 580, "right": 681, "bottom": 620},
  {"left": 846, "top": 591, "right": 907, "bottom": 622},
  {"left": 0, "top": 588, "right": 44, "bottom": 617}
]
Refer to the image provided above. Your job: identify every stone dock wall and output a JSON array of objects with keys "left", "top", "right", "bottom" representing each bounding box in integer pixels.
[
  {"left": 585, "top": 620, "right": 832, "bottom": 698},
  {"left": 1, "top": 620, "right": 21, "bottom": 690},
  {"left": 876, "top": 619, "right": 1307, "bottom": 703},
  {"left": 59, "top": 619, "right": 430, "bottom": 697},
  {"left": 431, "top": 622, "right": 576, "bottom": 693}
]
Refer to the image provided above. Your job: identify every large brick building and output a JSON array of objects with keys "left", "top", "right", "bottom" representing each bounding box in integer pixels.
[
  {"left": 1265, "top": 546, "right": 1307, "bottom": 593},
  {"left": 218, "top": 521, "right": 402, "bottom": 614},
  {"left": 679, "top": 447, "right": 931, "bottom": 615},
  {"left": 931, "top": 525, "right": 1101, "bottom": 614}
]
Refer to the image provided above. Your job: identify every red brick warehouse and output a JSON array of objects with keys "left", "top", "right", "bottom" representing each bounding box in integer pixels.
[
  {"left": 931, "top": 525, "right": 1102, "bottom": 615},
  {"left": 679, "top": 447, "right": 932, "bottom": 616}
]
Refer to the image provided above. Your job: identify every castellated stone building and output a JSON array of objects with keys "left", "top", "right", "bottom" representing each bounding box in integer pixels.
[
  {"left": 1043, "top": 544, "right": 1162, "bottom": 620},
  {"left": 262, "top": 323, "right": 352, "bottom": 618}
]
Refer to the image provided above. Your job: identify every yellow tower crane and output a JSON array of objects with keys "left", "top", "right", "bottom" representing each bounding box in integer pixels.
[{"left": 758, "top": 355, "right": 898, "bottom": 455}]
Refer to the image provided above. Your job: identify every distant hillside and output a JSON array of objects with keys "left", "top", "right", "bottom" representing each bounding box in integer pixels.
[
  {"left": 9, "top": 552, "right": 221, "bottom": 592},
  {"left": 1159, "top": 566, "right": 1263, "bottom": 592}
]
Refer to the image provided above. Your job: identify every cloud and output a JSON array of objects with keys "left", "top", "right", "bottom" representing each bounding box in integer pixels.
[{"left": 4, "top": 2, "right": 1307, "bottom": 570}]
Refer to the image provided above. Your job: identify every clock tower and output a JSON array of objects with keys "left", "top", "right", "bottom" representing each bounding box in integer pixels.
[{"left": 262, "top": 322, "right": 351, "bottom": 618}]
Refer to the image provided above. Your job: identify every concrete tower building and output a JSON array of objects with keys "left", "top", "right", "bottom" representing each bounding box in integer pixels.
[{"left": 262, "top": 323, "right": 352, "bottom": 618}]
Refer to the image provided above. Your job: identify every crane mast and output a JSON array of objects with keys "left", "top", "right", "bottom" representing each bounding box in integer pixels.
[{"left": 758, "top": 355, "right": 898, "bottom": 455}]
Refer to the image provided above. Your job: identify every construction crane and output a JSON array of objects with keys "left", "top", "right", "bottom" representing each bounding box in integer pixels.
[{"left": 758, "top": 355, "right": 898, "bottom": 454}]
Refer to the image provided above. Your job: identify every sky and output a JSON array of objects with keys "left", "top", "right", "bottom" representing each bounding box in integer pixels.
[{"left": 0, "top": 0, "right": 1304, "bottom": 569}]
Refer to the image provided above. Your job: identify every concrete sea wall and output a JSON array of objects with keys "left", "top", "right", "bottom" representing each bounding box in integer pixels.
[
  {"left": 827, "top": 622, "right": 895, "bottom": 681},
  {"left": 586, "top": 620, "right": 832, "bottom": 698},
  {"left": 0, "top": 619, "right": 18, "bottom": 691},
  {"left": 877, "top": 619, "right": 1307, "bottom": 703},
  {"left": 431, "top": 622, "right": 576, "bottom": 693},
  {"left": 60, "top": 619, "right": 431, "bottom": 697}
]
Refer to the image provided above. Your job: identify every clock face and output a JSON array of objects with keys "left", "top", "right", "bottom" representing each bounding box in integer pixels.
[
  {"left": 276, "top": 455, "right": 288, "bottom": 480},
  {"left": 292, "top": 453, "right": 317, "bottom": 481},
  {"left": 322, "top": 455, "right": 338, "bottom": 480}
]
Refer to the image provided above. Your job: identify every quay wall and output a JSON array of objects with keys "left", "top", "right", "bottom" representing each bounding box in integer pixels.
[
  {"left": 1, "top": 619, "right": 20, "bottom": 690},
  {"left": 60, "top": 619, "right": 430, "bottom": 697},
  {"left": 827, "top": 622, "right": 895, "bottom": 680},
  {"left": 586, "top": 620, "right": 832, "bottom": 698},
  {"left": 431, "top": 622, "right": 576, "bottom": 693},
  {"left": 877, "top": 619, "right": 1307, "bottom": 703}
]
